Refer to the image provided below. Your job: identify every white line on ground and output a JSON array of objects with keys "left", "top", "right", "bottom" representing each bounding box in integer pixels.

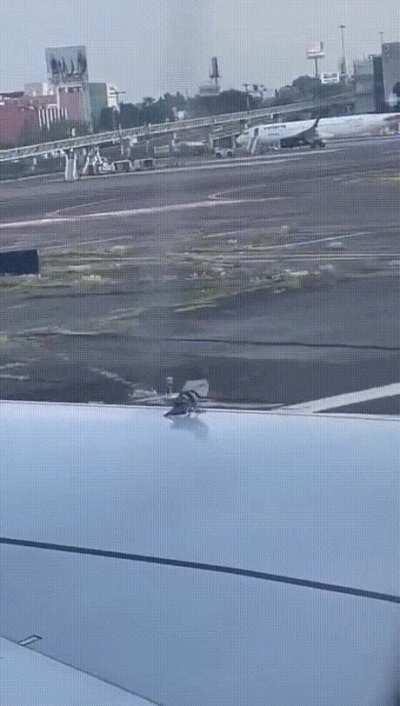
[
  {"left": 0, "top": 196, "right": 304, "bottom": 229},
  {"left": 47, "top": 197, "right": 120, "bottom": 218},
  {"left": 244, "top": 251, "right": 399, "bottom": 258},
  {"left": 208, "top": 188, "right": 288, "bottom": 201},
  {"left": 282, "top": 382, "right": 400, "bottom": 413},
  {"left": 199, "top": 230, "right": 370, "bottom": 254},
  {"left": 261, "top": 231, "right": 370, "bottom": 251},
  {"left": 40, "top": 235, "right": 134, "bottom": 251}
]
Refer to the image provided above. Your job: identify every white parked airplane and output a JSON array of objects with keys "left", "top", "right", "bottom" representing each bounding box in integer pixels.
[
  {"left": 236, "top": 117, "right": 324, "bottom": 153},
  {"left": 318, "top": 112, "right": 400, "bottom": 139},
  {"left": 236, "top": 112, "right": 400, "bottom": 153}
]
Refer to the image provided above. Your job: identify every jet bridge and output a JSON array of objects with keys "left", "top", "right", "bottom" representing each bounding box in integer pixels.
[{"left": 0, "top": 92, "right": 353, "bottom": 179}]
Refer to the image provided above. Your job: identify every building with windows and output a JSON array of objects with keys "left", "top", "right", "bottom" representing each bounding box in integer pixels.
[
  {"left": 0, "top": 102, "right": 36, "bottom": 146},
  {"left": 57, "top": 85, "right": 88, "bottom": 124},
  {"left": 89, "top": 83, "right": 119, "bottom": 129},
  {"left": 45, "top": 46, "right": 92, "bottom": 129},
  {"left": 352, "top": 52, "right": 390, "bottom": 113},
  {"left": 372, "top": 55, "right": 386, "bottom": 112},
  {"left": 24, "top": 82, "right": 51, "bottom": 97},
  {"left": 382, "top": 42, "right": 400, "bottom": 106},
  {"left": 353, "top": 57, "right": 375, "bottom": 112},
  {"left": 0, "top": 91, "right": 67, "bottom": 146}
]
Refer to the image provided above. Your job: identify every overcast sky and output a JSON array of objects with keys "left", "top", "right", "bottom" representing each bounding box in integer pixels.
[{"left": 0, "top": 0, "right": 399, "bottom": 100}]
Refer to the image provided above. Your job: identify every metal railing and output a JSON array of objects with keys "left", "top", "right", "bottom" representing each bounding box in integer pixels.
[{"left": 0, "top": 93, "right": 352, "bottom": 163}]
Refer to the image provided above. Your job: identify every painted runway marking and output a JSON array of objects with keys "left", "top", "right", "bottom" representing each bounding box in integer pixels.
[
  {"left": 282, "top": 382, "right": 400, "bottom": 413},
  {"left": 0, "top": 196, "right": 297, "bottom": 230},
  {"left": 47, "top": 197, "right": 120, "bottom": 218},
  {"left": 192, "top": 231, "right": 370, "bottom": 255},
  {"left": 208, "top": 186, "right": 288, "bottom": 201},
  {"left": 259, "top": 230, "right": 370, "bottom": 251}
]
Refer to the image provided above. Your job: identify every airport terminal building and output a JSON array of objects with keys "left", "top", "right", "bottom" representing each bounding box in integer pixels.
[{"left": 382, "top": 42, "right": 400, "bottom": 105}]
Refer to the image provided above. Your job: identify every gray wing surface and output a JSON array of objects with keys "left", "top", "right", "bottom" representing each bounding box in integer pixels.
[{"left": 1, "top": 401, "right": 399, "bottom": 705}]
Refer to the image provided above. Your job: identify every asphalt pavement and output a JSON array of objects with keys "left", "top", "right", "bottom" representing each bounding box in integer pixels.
[{"left": 0, "top": 137, "right": 399, "bottom": 411}]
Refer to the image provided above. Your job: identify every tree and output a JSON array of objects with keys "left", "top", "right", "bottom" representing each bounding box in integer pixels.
[
  {"left": 99, "top": 107, "right": 116, "bottom": 131},
  {"left": 140, "top": 96, "right": 167, "bottom": 124},
  {"left": 187, "top": 89, "right": 255, "bottom": 117},
  {"left": 273, "top": 85, "right": 299, "bottom": 105},
  {"left": 162, "top": 92, "right": 187, "bottom": 120},
  {"left": 392, "top": 81, "right": 400, "bottom": 98},
  {"left": 120, "top": 103, "right": 141, "bottom": 128},
  {"left": 217, "top": 89, "right": 254, "bottom": 113},
  {"left": 19, "top": 119, "right": 88, "bottom": 145},
  {"left": 292, "top": 75, "right": 318, "bottom": 98},
  {"left": 46, "top": 120, "right": 88, "bottom": 140}
]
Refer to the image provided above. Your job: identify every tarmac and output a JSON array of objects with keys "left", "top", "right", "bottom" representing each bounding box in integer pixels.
[{"left": 0, "top": 136, "right": 399, "bottom": 412}]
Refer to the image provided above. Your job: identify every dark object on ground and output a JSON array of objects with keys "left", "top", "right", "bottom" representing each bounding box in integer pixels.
[{"left": 0, "top": 249, "right": 39, "bottom": 276}]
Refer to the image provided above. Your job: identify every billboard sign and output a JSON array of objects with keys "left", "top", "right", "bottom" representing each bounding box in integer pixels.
[
  {"left": 320, "top": 72, "right": 340, "bottom": 85},
  {"left": 46, "top": 46, "right": 88, "bottom": 86},
  {"left": 307, "top": 42, "right": 325, "bottom": 60}
]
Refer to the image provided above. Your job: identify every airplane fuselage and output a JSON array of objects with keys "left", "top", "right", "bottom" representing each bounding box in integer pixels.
[
  {"left": 237, "top": 120, "right": 316, "bottom": 151},
  {"left": 237, "top": 112, "right": 400, "bottom": 152},
  {"left": 317, "top": 112, "right": 400, "bottom": 139}
]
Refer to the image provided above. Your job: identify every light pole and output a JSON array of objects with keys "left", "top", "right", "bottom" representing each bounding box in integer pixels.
[
  {"left": 242, "top": 83, "right": 251, "bottom": 111},
  {"left": 109, "top": 89, "right": 126, "bottom": 128},
  {"left": 109, "top": 89, "right": 126, "bottom": 154},
  {"left": 339, "top": 24, "right": 348, "bottom": 81}
]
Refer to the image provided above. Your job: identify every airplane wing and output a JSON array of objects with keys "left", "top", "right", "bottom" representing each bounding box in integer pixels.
[
  {"left": 0, "top": 637, "right": 156, "bottom": 706},
  {"left": 1, "top": 400, "right": 399, "bottom": 705}
]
